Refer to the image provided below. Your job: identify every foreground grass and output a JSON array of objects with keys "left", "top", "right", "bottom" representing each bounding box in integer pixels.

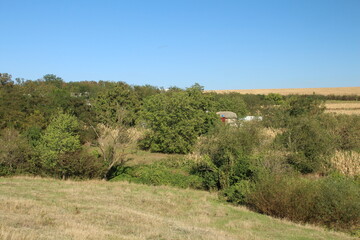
[{"left": 0, "top": 177, "right": 355, "bottom": 240}]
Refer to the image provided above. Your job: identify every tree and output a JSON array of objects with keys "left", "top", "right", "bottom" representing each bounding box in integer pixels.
[
  {"left": 277, "top": 116, "right": 335, "bottom": 173},
  {"left": 42, "top": 74, "right": 64, "bottom": 88},
  {"left": 210, "top": 92, "right": 248, "bottom": 117},
  {"left": 94, "top": 83, "right": 140, "bottom": 127},
  {"left": 36, "top": 112, "right": 81, "bottom": 175},
  {"left": 0, "top": 73, "right": 14, "bottom": 87},
  {"left": 139, "top": 85, "right": 217, "bottom": 154},
  {"left": 265, "top": 93, "right": 284, "bottom": 105}
]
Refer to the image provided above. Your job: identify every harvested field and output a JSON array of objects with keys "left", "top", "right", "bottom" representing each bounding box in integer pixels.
[
  {"left": 325, "top": 101, "right": 360, "bottom": 115},
  {"left": 206, "top": 87, "right": 360, "bottom": 96}
]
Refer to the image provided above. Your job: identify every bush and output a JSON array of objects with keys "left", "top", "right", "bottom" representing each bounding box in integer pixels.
[
  {"left": 194, "top": 121, "right": 264, "bottom": 189},
  {"left": 333, "top": 115, "right": 360, "bottom": 152},
  {"left": 220, "top": 180, "right": 252, "bottom": 205},
  {"left": 0, "top": 128, "right": 34, "bottom": 176},
  {"left": 55, "top": 150, "right": 107, "bottom": 179},
  {"left": 246, "top": 174, "right": 360, "bottom": 233},
  {"left": 190, "top": 155, "right": 219, "bottom": 190},
  {"left": 276, "top": 116, "right": 335, "bottom": 173},
  {"left": 110, "top": 158, "right": 204, "bottom": 189}
]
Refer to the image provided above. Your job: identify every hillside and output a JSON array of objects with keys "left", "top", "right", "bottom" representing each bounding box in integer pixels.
[
  {"left": 0, "top": 177, "right": 355, "bottom": 240},
  {"left": 206, "top": 87, "right": 360, "bottom": 96}
]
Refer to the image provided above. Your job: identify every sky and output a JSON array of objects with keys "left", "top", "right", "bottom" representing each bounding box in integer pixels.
[{"left": 1, "top": 0, "right": 359, "bottom": 90}]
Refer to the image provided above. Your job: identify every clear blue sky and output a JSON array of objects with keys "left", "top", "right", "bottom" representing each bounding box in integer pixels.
[{"left": 1, "top": 0, "right": 359, "bottom": 90}]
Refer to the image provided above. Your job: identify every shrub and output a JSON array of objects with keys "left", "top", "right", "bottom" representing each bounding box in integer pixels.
[
  {"left": 55, "top": 150, "right": 107, "bottom": 179},
  {"left": 194, "top": 121, "right": 263, "bottom": 189},
  {"left": 0, "top": 128, "right": 34, "bottom": 176},
  {"left": 333, "top": 115, "right": 360, "bottom": 152},
  {"left": 220, "top": 180, "right": 252, "bottom": 205},
  {"left": 110, "top": 158, "right": 204, "bottom": 189},
  {"left": 190, "top": 155, "right": 219, "bottom": 190},
  {"left": 276, "top": 117, "right": 335, "bottom": 173},
  {"left": 246, "top": 174, "right": 360, "bottom": 233}
]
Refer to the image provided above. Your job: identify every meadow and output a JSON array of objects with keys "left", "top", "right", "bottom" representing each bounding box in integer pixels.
[{"left": 0, "top": 177, "right": 356, "bottom": 240}]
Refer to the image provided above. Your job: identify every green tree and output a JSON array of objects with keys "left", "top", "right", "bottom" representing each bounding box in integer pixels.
[
  {"left": 285, "top": 96, "right": 325, "bottom": 117},
  {"left": 265, "top": 93, "right": 284, "bottom": 105},
  {"left": 277, "top": 116, "right": 335, "bottom": 173},
  {"left": 0, "top": 73, "right": 14, "bottom": 87},
  {"left": 211, "top": 92, "right": 248, "bottom": 117},
  {"left": 94, "top": 83, "right": 140, "bottom": 127},
  {"left": 42, "top": 74, "right": 64, "bottom": 88},
  {"left": 37, "top": 112, "right": 81, "bottom": 173},
  {"left": 139, "top": 85, "right": 217, "bottom": 154}
]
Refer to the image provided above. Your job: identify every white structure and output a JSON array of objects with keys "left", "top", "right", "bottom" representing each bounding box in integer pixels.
[{"left": 240, "top": 116, "right": 263, "bottom": 121}]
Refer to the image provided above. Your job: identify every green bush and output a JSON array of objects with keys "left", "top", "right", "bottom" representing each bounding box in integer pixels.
[
  {"left": 333, "top": 115, "right": 360, "bottom": 152},
  {"left": 194, "top": 121, "right": 263, "bottom": 189},
  {"left": 110, "top": 159, "right": 204, "bottom": 189},
  {"left": 276, "top": 117, "right": 335, "bottom": 173},
  {"left": 54, "top": 150, "right": 107, "bottom": 179},
  {"left": 220, "top": 180, "right": 252, "bottom": 205},
  {"left": 190, "top": 156, "right": 219, "bottom": 190},
  {"left": 246, "top": 174, "right": 360, "bottom": 233},
  {"left": 0, "top": 128, "right": 34, "bottom": 176}
]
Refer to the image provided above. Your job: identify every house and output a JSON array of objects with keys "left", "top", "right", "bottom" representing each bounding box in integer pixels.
[{"left": 216, "top": 111, "right": 238, "bottom": 125}]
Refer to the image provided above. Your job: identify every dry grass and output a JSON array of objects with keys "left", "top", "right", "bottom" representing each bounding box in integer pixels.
[
  {"left": 330, "top": 151, "right": 360, "bottom": 176},
  {"left": 206, "top": 87, "right": 360, "bottom": 96},
  {"left": 0, "top": 177, "right": 355, "bottom": 240}
]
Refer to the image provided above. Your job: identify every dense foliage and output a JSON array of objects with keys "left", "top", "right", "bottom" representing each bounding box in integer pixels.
[
  {"left": 138, "top": 85, "right": 217, "bottom": 154},
  {"left": 1, "top": 72, "right": 359, "bottom": 235}
]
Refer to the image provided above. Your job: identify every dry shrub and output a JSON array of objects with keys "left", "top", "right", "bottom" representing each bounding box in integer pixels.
[{"left": 330, "top": 151, "right": 360, "bottom": 176}]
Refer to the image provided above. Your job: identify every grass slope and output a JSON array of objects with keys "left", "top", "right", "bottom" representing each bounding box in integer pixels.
[{"left": 0, "top": 177, "right": 355, "bottom": 240}]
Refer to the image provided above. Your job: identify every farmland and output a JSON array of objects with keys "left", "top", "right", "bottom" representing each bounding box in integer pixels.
[
  {"left": 206, "top": 87, "right": 360, "bottom": 115},
  {"left": 325, "top": 101, "right": 360, "bottom": 115},
  {"left": 0, "top": 177, "right": 356, "bottom": 240},
  {"left": 206, "top": 87, "right": 360, "bottom": 96}
]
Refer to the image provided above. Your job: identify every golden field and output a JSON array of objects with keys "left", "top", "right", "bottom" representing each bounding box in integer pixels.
[
  {"left": 206, "top": 87, "right": 360, "bottom": 96},
  {"left": 325, "top": 101, "right": 360, "bottom": 115},
  {"left": 0, "top": 177, "right": 356, "bottom": 240},
  {"left": 206, "top": 87, "right": 360, "bottom": 115}
]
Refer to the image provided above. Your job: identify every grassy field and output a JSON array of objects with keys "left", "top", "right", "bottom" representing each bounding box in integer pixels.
[
  {"left": 206, "top": 87, "right": 360, "bottom": 96},
  {"left": 0, "top": 177, "right": 356, "bottom": 240}
]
